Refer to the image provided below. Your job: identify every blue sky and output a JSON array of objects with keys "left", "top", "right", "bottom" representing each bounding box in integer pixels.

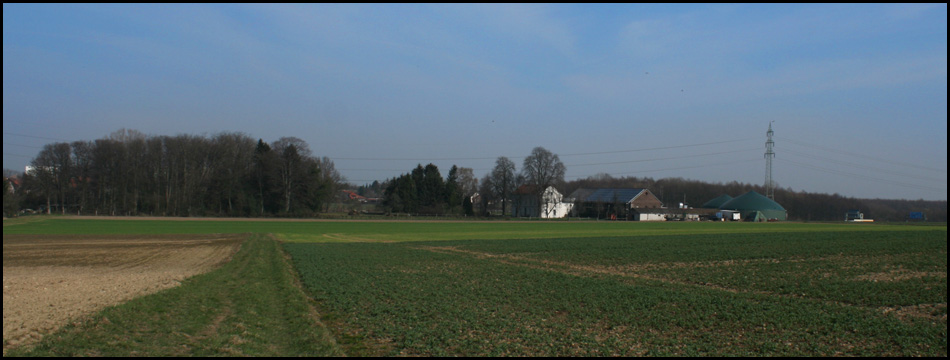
[{"left": 3, "top": 4, "right": 947, "bottom": 200}]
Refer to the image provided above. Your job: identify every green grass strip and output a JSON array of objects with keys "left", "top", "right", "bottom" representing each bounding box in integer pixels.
[{"left": 7, "top": 234, "right": 343, "bottom": 357}]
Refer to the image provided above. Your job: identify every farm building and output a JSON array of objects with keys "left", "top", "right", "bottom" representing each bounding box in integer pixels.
[
  {"left": 510, "top": 185, "right": 574, "bottom": 218},
  {"left": 845, "top": 209, "right": 865, "bottom": 221},
  {"left": 845, "top": 209, "right": 874, "bottom": 222},
  {"left": 717, "top": 191, "right": 787, "bottom": 221},
  {"left": 701, "top": 194, "right": 733, "bottom": 209},
  {"left": 568, "top": 188, "right": 664, "bottom": 220},
  {"left": 633, "top": 211, "right": 669, "bottom": 221}
]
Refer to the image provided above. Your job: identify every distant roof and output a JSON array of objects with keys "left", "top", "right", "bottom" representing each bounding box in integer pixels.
[
  {"left": 514, "top": 185, "right": 561, "bottom": 195},
  {"left": 702, "top": 194, "right": 733, "bottom": 209},
  {"left": 514, "top": 185, "right": 539, "bottom": 195},
  {"left": 566, "top": 188, "right": 595, "bottom": 201},
  {"left": 719, "top": 191, "right": 785, "bottom": 211},
  {"left": 583, "top": 188, "right": 647, "bottom": 203}
]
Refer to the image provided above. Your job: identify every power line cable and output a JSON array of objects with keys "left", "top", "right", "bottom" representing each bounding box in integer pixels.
[
  {"left": 777, "top": 158, "right": 945, "bottom": 193},
  {"left": 568, "top": 148, "right": 760, "bottom": 167},
  {"left": 330, "top": 138, "right": 759, "bottom": 162},
  {"left": 346, "top": 158, "right": 762, "bottom": 184},
  {"left": 556, "top": 138, "right": 758, "bottom": 157},
  {"left": 3, "top": 132, "right": 71, "bottom": 142},
  {"left": 778, "top": 136, "right": 945, "bottom": 173},
  {"left": 567, "top": 158, "right": 762, "bottom": 179},
  {"left": 339, "top": 147, "right": 761, "bottom": 179},
  {"left": 782, "top": 148, "right": 945, "bottom": 183},
  {"left": 334, "top": 155, "right": 509, "bottom": 161},
  {"left": 3, "top": 143, "right": 44, "bottom": 149},
  {"left": 2, "top": 120, "right": 90, "bottom": 133},
  {"left": 2, "top": 153, "right": 33, "bottom": 158}
]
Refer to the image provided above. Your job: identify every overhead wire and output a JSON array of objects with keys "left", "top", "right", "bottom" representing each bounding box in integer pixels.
[
  {"left": 777, "top": 157, "right": 945, "bottom": 193},
  {"left": 3, "top": 132, "right": 72, "bottom": 142},
  {"left": 2, "top": 153, "right": 33, "bottom": 158},
  {"left": 330, "top": 138, "right": 758, "bottom": 162},
  {"left": 566, "top": 158, "right": 762, "bottom": 180},
  {"left": 776, "top": 136, "right": 946, "bottom": 194},
  {"left": 780, "top": 147, "right": 946, "bottom": 183},
  {"left": 555, "top": 138, "right": 758, "bottom": 157},
  {"left": 4, "top": 143, "right": 44, "bottom": 149},
  {"left": 11, "top": 128, "right": 943, "bottom": 196},
  {"left": 568, "top": 147, "right": 760, "bottom": 167},
  {"left": 339, "top": 147, "right": 761, "bottom": 173},
  {"left": 777, "top": 136, "right": 945, "bottom": 173},
  {"left": 336, "top": 138, "right": 762, "bottom": 182}
]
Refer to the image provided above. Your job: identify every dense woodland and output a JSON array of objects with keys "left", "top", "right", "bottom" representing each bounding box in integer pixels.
[
  {"left": 3, "top": 130, "right": 945, "bottom": 222},
  {"left": 380, "top": 164, "right": 478, "bottom": 216},
  {"left": 5, "top": 129, "right": 343, "bottom": 217}
]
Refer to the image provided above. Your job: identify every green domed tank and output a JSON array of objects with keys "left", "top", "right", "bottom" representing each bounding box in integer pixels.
[{"left": 719, "top": 191, "right": 787, "bottom": 221}]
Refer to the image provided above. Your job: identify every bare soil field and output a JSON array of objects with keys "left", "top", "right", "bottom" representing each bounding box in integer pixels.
[{"left": 2, "top": 234, "right": 243, "bottom": 354}]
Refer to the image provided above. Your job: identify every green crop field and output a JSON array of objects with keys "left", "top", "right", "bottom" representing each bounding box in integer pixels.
[
  {"left": 3, "top": 216, "right": 947, "bottom": 356},
  {"left": 2, "top": 215, "right": 939, "bottom": 240}
]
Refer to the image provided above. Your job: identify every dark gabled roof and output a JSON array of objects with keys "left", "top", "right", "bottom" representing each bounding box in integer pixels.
[
  {"left": 513, "top": 185, "right": 539, "bottom": 195},
  {"left": 566, "top": 188, "right": 596, "bottom": 201},
  {"left": 584, "top": 188, "right": 647, "bottom": 203},
  {"left": 514, "top": 185, "right": 563, "bottom": 196}
]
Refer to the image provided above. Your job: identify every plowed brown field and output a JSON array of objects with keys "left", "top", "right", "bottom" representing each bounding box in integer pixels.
[{"left": 2, "top": 234, "right": 243, "bottom": 353}]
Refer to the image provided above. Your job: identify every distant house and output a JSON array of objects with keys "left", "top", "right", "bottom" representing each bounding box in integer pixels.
[
  {"left": 568, "top": 188, "right": 664, "bottom": 220},
  {"left": 340, "top": 190, "right": 379, "bottom": 204},
  {"left": 4, "top": 175, "right": 21, "bottom": 194},
  {"left": 845, "top": 209, "right": 872, "bottom": 222},
  {"left": 845, "top": 209, "right": 864, "bottom": 221},
  {"left": 511, "top": 185, "right": 573, "bottom": 218}
]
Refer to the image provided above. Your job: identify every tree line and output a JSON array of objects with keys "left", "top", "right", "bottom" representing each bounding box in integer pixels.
[
  {"left": 380, "top": 164, "right": 478, "bottom": 215},
  {"left": 8, "top": 129, "right": 343, "bottom": 217},
  {"left": 377, "top": 145, "right": 945, "bottom": 222},
  {"left": 378, "top": 146, "right": 566, "bottom": 217},
  {"left": 4, "top": 135, "right": 943, "bottom": 222}
]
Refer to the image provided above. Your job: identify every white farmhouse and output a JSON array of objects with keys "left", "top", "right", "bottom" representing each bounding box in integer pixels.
[{"left": 510, "top": 185, "right": 573, "bottom": 218}]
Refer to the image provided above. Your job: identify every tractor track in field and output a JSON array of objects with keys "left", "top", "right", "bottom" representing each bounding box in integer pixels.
[{"left": 416, "top": 245, "right": 948, "bottom": 324}]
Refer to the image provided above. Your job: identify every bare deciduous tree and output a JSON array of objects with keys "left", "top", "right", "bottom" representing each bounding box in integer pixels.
[
  {"left": 456, "top": 167, "right": 478, "bottom": 198},
  {"left": 521, "top": 147, "right": 565, "bottom": 215},
  {"left": 489, "top": 156, "right": 517, "bottom": 216}
]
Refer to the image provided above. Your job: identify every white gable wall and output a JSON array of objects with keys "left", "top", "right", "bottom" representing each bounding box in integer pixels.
[{"left": 512, "top": 186, "right": 574, "bottom": 218}]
